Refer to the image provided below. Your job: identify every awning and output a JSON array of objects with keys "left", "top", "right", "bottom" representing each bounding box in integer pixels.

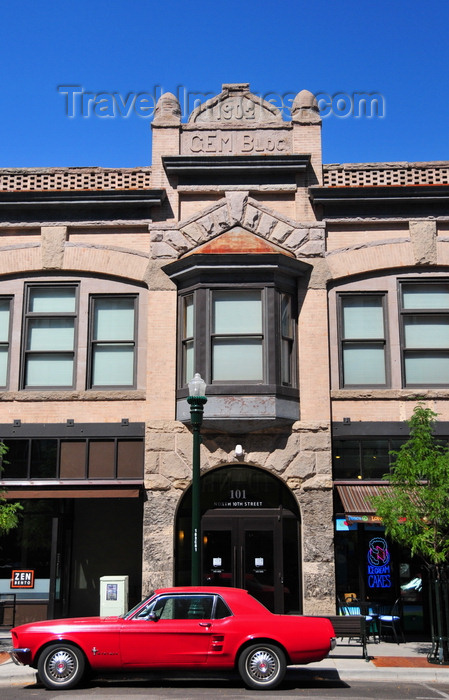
[
  {"left": 336, "top": 483, "right": 392, "bottom": 520},
  {"left": 1, "top": 485, "right": 143, "bottom": 499}
]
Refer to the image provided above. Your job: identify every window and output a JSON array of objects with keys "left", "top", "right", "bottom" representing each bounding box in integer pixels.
[
  {"left": 333, "top": 439, "right": 405, "bottom": 480},
  {"left": 339, "top": 294, "right": 387, "bottom": 387},
  {"left": 0, "top": 278, "right": 141, "bottom": 392},
  {"left": 400, "top": 281, "right": 449, "bottom": 386},
  {"left": 148, "top": 594, "right": 214, "bottom": 620},
  {"left": 89, "top": 295, "right": 136, "bottom": 388},
  {"left": 281, "top": 293, "right": 294, "bottom": 386},
  {"left": 1, "top": 437, "right": 144, "bottom": 480},
  {"left": 179, "top": 286, "right": 295, "bottom": 389},
  {"left": 0, "top": 297, "right": 11, "bottom": 387},
  {"left": 181, "top": 294, "right": 194, "bottom": 386},
  {"left": 211, "top": 290, "right": 263, "bottom": 382},
  {"left": 22, "top": 284, "right": 77, "bottom": 388}
]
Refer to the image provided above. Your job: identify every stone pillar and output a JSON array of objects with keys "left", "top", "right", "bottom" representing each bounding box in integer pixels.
[
  {"left": 142, "top": 489, "right": 179, "bottom": 594},
  {"left": 300, "top": 474, "right": 335, "bottom": 615},
  {"left": 151, "top": 92, "right": 181, "bottom": 221},
  {"left": 291, "top": 90, "right": 322, "bottom": 220}
]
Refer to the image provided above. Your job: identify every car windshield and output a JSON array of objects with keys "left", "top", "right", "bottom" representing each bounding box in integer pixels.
[{"left": 121, "top": 593, "right": 154, "bottom": 619}]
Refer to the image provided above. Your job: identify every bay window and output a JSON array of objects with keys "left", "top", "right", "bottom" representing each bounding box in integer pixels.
[
  {"left": 164, "top": 250, "right": 307, "bottom": 428},
  {"left": 179, "top": 284, "right": 294, "bottom": 390}
]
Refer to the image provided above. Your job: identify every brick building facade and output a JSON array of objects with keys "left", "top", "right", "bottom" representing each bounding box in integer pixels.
[{"left": 0, "top": 83, "right": 447, "bottom": 626}]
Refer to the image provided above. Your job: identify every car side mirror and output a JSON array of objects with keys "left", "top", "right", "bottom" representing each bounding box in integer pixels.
[{"left": 148, "top": 612, "right": 158, "bottom": 621}]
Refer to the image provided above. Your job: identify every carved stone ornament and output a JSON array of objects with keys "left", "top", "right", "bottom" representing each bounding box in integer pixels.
[
  {"left": 291, "top": 90, "right": 321, "bottom": 125},
  {"left": 153, "top": 92, "right": 181, "bottom": 125},
  {"left": 189, "top": 83, "right": 283, "bottom": 124}
]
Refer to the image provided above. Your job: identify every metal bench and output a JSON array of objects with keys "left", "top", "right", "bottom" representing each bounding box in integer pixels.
[{"left": 325, "top": 614, "right": 369, "bottom": 660}]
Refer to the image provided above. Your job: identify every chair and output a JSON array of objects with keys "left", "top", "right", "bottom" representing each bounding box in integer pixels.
[
  {"left": 340, "top": 604, "right": 376, "bottom": 643},
  {"left": 377, "top": 598, "right": 405, "bottom": 643}
]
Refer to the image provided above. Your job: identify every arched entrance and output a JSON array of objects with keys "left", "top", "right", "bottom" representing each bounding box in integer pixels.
[{"left": 175, "top": 465, "right": 302, "bottom": 613}]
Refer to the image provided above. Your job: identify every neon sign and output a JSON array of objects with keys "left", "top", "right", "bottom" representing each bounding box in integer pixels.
[{"left": 367, "top": 537, "right": 392, "bottom": 589}]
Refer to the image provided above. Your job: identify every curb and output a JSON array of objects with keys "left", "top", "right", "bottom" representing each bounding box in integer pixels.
[
  {"left": 2, "top": 654, "right": 449, "bottom": 688},
  {"left": 0, "top": 659, "right": 37, "bottom": 688},
  {"left": 338, "top": 668, "right": 449, "bottom": 682}
]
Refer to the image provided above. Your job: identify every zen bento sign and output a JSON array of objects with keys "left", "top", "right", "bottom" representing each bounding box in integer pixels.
[{"left": 11, "top": 570, "right": 35, "bottom": 588}]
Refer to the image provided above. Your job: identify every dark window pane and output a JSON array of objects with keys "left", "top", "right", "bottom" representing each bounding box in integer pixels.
[
  {"left": 333, "top": 440, "right": 361, "bottom": 479},
  {"left": 30, "top": 440, "right": 57, "bottom": 478},
  {"left": 60, "top": 441, "right": 86, "bottom": 479},
  {"left": 88, "top": 440, "right": 115, "bottom": 478},
  {"left": 2, "top": 440, "right": 29, "bottom": 479},
  {"left": 361, "top": 440, "right": 390, "bottom": 479},
  {"left": 117, "top": 440, "right": 144, "bottom": 478},
  {"left": 0, "top": 501, "right": 59, "bottom": 591},
  {"left": 389, "top": 439, "right": 406, "bottom": 464}
]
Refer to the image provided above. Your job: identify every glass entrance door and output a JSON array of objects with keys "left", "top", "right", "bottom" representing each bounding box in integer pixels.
[{"left": 202, "top": 509, "right": 298, "bottom": 613}]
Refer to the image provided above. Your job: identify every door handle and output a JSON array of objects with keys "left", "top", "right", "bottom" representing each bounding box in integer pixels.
[{"left": 199, "top": 622, "right": 211, "bottom": 628}]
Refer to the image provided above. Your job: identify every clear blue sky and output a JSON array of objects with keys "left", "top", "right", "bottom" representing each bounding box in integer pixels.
[{"left": 0, "top": 0, "right": 448, "bottom": 168}]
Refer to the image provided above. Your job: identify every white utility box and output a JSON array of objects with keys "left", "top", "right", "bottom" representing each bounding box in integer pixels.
[{"left": 99, "top": 575, "right": 129, "bottom": 617}]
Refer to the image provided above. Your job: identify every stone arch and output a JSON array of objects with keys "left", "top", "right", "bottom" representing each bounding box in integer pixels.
[
  {"left": 173, "top": 463, "right": 303, "bottom": 612},
  {"left": 63, "top": 244, "right": 150, "bottom": 283},
  {"left": 0, "top": 241, "right": 152, "bottom": 287},
  {"left": 326, "top": 240, "right": 416, "bottom": 281}
]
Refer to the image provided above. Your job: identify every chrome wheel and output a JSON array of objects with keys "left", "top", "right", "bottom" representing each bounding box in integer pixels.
[
  {"left": 238, "top": 643, "right": 286, "bottom": 689},
  {"left": 38, "top": 643, "right": 85, "bottom": 690}
]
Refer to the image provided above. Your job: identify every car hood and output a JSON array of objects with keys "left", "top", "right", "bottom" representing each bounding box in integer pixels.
[{"left": 13, "top": 616, "right": 121, "bottom": 634}]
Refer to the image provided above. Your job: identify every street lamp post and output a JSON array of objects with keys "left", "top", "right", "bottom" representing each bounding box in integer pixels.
[{"left": 187, "top": 373, "right": 207, "bottom": 586}]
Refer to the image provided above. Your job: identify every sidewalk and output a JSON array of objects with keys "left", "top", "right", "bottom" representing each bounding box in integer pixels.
[
  {"left": 2, "top": 627, "right": 449, "bottom": 687},
  {"left": 309, "top": 637, "right": 449, "bottom": 683}
]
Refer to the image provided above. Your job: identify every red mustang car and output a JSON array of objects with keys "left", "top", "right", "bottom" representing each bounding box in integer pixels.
[{"left": 11, "top": 586, "right": 336, "bottom": 691}]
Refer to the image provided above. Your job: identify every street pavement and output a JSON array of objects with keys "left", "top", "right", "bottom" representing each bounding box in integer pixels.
[{"left": 2, "top": 626, "right": 449, "bottom": 688}]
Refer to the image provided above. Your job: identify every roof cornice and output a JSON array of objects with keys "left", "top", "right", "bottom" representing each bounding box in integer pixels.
[
  {"left": 0, "top": 189, "right": 166, "bottom": 223},
  {"left": 310, "top": 184, "right": 449, "bottom": 217}
]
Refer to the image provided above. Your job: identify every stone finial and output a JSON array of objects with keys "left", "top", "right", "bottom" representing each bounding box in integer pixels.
[
  {"left": 291, "top": 90, "right": 321, "bottom": 124},
  {"left": 153, "top": 92, "right": 181, "bottom": 125}
]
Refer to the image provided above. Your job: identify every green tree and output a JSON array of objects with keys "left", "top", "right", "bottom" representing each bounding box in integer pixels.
[
  {"left": 373, "top": 403, "right": 449, "bottom": 663},
  {"left": 0, "top": 441, "right": 22, "bottom": 534},
  {"left": 373, "top": 404, "right": 449, "bottom": 564}
]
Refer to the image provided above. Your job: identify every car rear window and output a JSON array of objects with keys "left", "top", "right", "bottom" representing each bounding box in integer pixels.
[{"left": 215, "top": 596, "right": 232, "bottom": 619}]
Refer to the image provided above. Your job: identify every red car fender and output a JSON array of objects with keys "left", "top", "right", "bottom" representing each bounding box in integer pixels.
[{"left": 13, "top": 620, "right": 122, "bottom": 671}]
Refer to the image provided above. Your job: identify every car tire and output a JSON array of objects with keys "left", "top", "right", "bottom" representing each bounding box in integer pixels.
[
  {"left": 238, "top": 642, "right": 286, "bottom": 690},
  {"left": 37, "top": 643, "right": 86, "bottom": 690}
]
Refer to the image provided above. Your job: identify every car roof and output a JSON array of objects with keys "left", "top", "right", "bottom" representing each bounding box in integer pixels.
[
  {"left": 151, "top": 587, "right": 271, "bottom": 615},
  {"left": 154, "top": 586, "right": 247, "bottom": 595}
]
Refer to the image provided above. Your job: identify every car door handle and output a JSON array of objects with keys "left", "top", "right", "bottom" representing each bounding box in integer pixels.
[{"left": 199, "top": 622, "right": 211, "bottom": 628}]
